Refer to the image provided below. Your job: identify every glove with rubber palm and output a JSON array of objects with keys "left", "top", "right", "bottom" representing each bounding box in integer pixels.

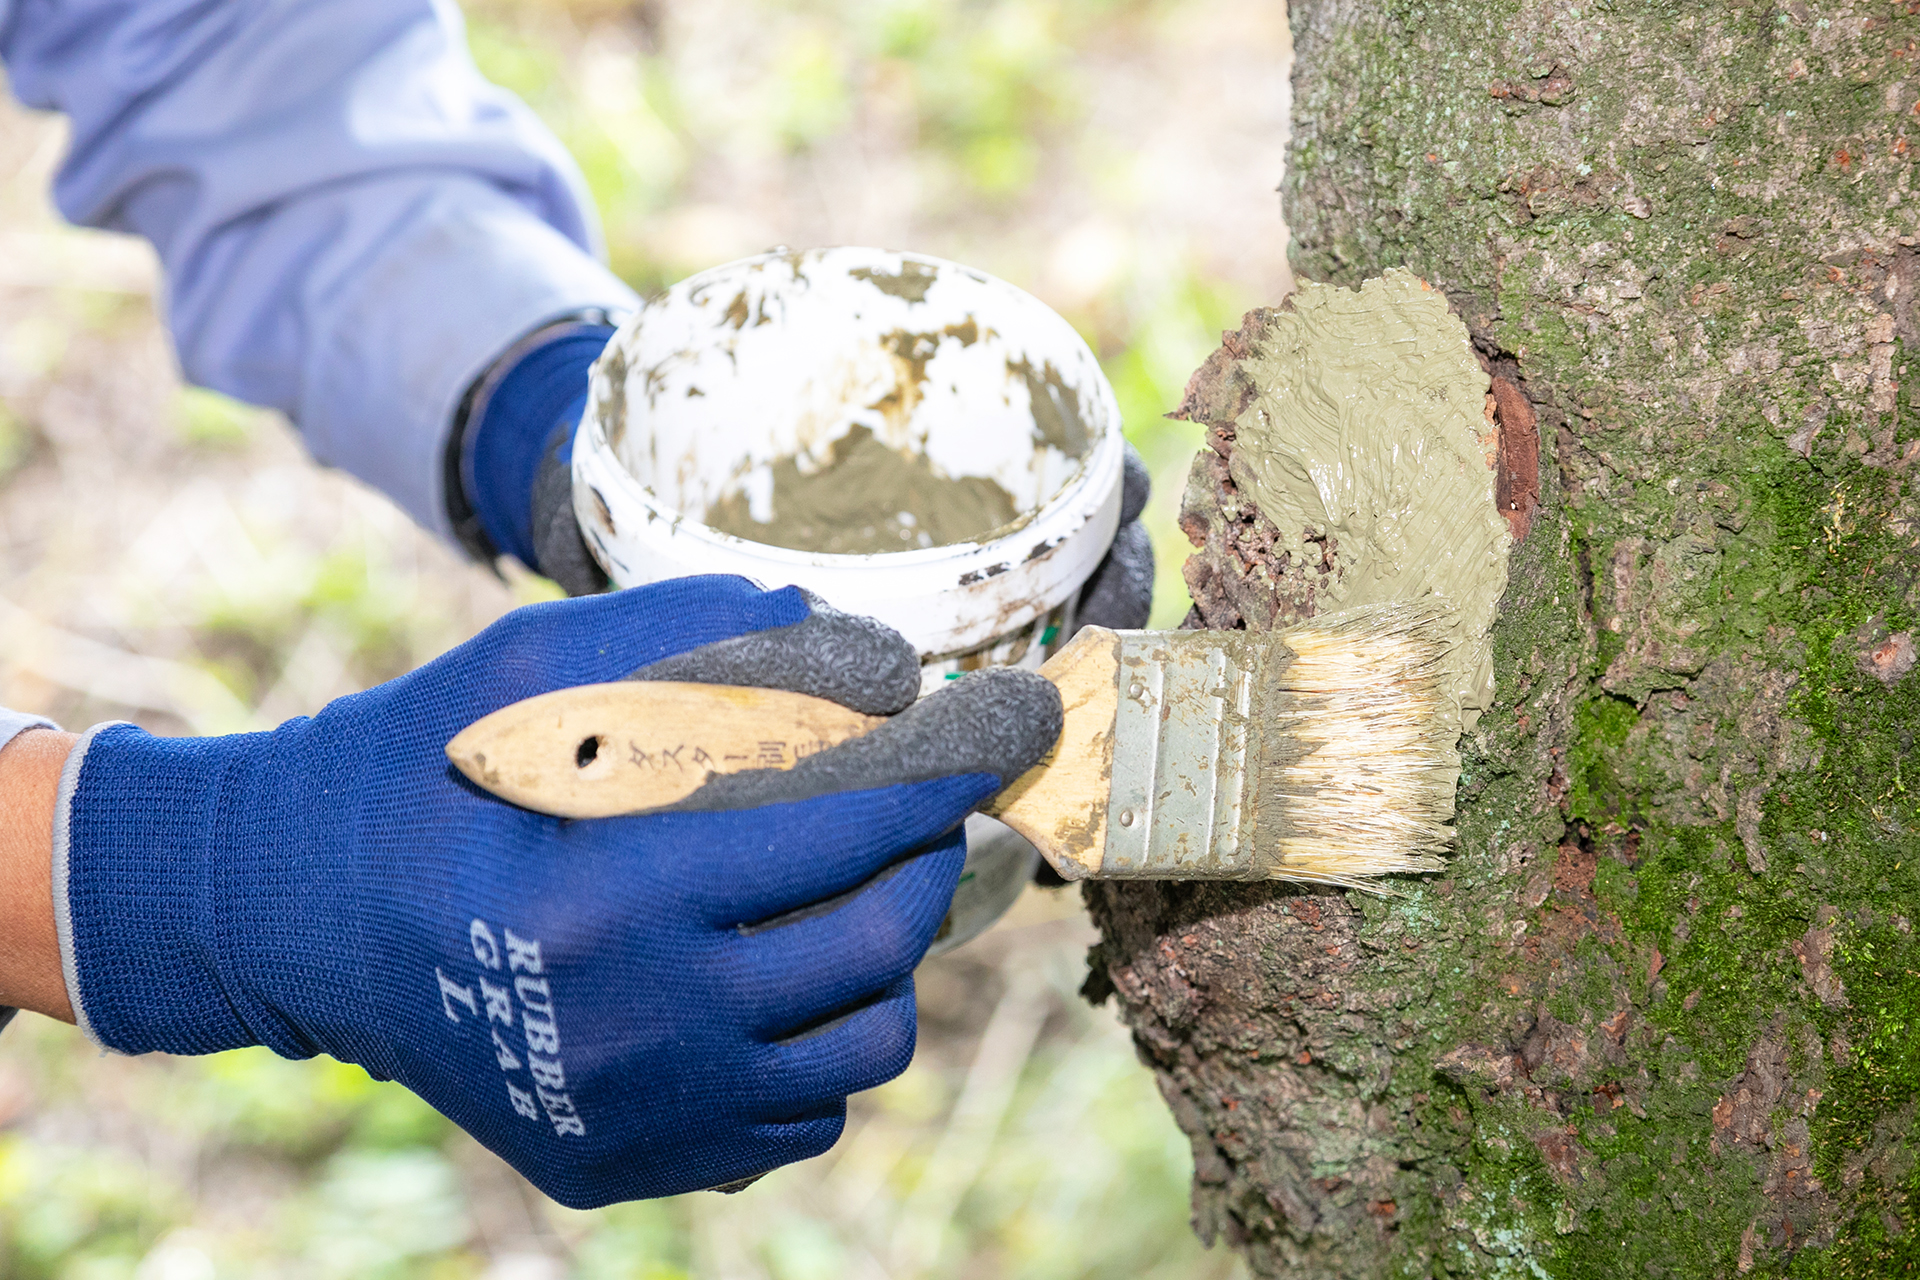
[
  {"left": 55, "top": 576, "right": 1060, "bottom": 1206},
  {"left": 450, "top": 314, "right": 615, "bottom": 596}
]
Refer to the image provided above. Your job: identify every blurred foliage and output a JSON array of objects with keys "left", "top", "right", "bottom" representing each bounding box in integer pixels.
[
  {"left": 174, "top": 388, "right": 258, "bottom": 452},
  {"left": 180, "top": 524, "right": 466, "bottom": 711},
  {"left": 0, "top": 400, "right": 34, "bottom": 482},
  {"left": 0, "top": 1138, "right": 184, "bottom": 1277}
]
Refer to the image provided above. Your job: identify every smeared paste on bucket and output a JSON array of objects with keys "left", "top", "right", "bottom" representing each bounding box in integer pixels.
[
  {"left": 704, "top": 424, "right": 1019, "bottom": 554},
  {"left": 1230, "top": 269, "right": 1509, "bottom": 731}
]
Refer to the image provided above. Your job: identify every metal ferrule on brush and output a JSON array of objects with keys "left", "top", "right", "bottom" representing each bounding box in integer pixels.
[
  {"left": 1101, "top": 630, "right": 1261, "bottom": 878},
  {"left": 1099, "top": 604, "right": 1460, "bottom": 889}
]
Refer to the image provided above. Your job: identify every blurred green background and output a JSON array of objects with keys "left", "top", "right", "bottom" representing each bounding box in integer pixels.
[{"left": 0, "top": 0, "right": 1289, "bottom": 1274}]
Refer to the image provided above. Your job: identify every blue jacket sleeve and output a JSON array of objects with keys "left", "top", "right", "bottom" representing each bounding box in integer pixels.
[{"left": 0, "top": 0, "right": 640, "bottom": 536}]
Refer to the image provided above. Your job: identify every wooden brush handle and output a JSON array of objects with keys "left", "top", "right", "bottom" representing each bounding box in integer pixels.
[
  {"left": 444, "top": 628, "right": 1123, "bottom": 878},
  {"left": 446, "top": 682, "right": 886, "bottom": 818}
]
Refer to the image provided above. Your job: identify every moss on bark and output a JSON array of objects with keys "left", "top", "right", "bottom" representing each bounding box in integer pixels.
[{"left": 1085, "top": 2, "right": 1920, "bottom": 1275}]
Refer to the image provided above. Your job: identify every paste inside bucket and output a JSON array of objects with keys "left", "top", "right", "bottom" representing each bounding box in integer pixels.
[{"left": 703, "top": 424, "right": 1019, "bottom": 554}]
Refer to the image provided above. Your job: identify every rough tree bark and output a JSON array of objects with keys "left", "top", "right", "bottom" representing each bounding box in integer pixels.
[{"left": 1083, "top": 3, "right": 1920, "bottom": 1276}]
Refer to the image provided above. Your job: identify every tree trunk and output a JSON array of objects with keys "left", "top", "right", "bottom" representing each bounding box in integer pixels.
[{"left": 1083, "top": 3, "right": 1920, "bottom": 1275}]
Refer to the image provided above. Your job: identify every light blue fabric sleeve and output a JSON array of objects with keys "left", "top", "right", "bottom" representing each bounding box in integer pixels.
[
  {"left": 0, "top": 0, "right": 641, "bottom": 535},
  {"left": 0, "top": 709, "right": 56, "bottom": 750},
  {"left": 0, "top": 708, "right": 59, "bottom": 1033}
]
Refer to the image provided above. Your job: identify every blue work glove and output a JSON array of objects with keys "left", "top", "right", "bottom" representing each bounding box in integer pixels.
[
  {"left": 56, "top": 576, "right": 1061, "bottom": 1207},
  {"left": 450, "top": 315, "right": 616, "bottom": 596}
]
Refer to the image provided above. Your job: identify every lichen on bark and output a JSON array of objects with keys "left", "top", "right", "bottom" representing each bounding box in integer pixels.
[{"left": 1086, "top": 2, "right": 1920, "bottom": 1276}]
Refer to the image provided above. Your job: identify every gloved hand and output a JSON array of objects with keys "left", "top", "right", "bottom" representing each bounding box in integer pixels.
[
  {"left": 57, "top": 576, "right": 1061, "bottom": 1207},
  {"left": 451, "top": 315, "right": 617, "bottom": 596},
  {"left": 1074, "top": 442, "right": 1155, "bottom": 632}
]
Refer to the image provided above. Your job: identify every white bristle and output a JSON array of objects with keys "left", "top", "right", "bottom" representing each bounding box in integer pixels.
[{"left": 1256, "top": 603, "right": 1459, "bottom": 891}]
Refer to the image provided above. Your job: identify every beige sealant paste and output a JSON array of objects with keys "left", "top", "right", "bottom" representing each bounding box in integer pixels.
[
  {"left": 1228, "top": 268, "right": 1510, "bottom": 733},
  {"left": 703, "top": 424, "right": 1021, "bottom": 555},
  {"left": 700, "top": 317, "right": 1088, "bottom": 557}
]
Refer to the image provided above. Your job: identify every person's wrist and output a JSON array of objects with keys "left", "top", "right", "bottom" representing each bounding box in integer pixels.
[
  {"left": 0, "top": 727, "right": 79, "bottom": 1022},
  {"left": 447, "top": 314, "right": 621, "bottom": 571}
]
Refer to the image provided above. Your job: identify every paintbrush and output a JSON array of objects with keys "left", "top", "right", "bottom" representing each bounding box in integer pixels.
[{"left": 445, "top": 603, "right": 1459, "bottom": 889}]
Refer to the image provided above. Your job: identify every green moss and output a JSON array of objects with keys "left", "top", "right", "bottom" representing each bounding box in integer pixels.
[
  {"left": 1805, "top": 1209, "right": 1920, "bottom": 1279},
  {"left": 1543, "top": 442, "right": 1920, "bottom": 1271},
  {"left": 1279, "top": 0, "right": 1920, "bottom": 1269},
  {"left": 1629, "top": 838, "right": 1810, "bottom": 1076},
  {"left": 1797, "top": 902, "right": 1920, "bottom": 1277},
  {"left": 1566, "top": 694, "right": 1638, "bottom": 825}
]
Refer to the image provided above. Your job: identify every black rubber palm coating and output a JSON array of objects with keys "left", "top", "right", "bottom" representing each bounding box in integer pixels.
[
  {"left": 530, "top": 427, "right": 610, "bottom": 597},
  {"left": 669, "top": 666, "right": 1063, "bottom": 812},
  {"left": 1075, "top": 519, "right": 1155, "bottom": 633},
  {"left": 627, "top": 591, "right": 923, "bottom": 716},
  {"left": 1072, "top": 442, "right": 1154, "bottom": 633},
  {"left": 1119, "top": 441, "right": 1152, "bottom": 527}
]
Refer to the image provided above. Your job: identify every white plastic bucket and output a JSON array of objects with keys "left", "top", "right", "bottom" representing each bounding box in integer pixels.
[{"left": 571, "top": 247, "right": 1125, "bottom": 690}]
